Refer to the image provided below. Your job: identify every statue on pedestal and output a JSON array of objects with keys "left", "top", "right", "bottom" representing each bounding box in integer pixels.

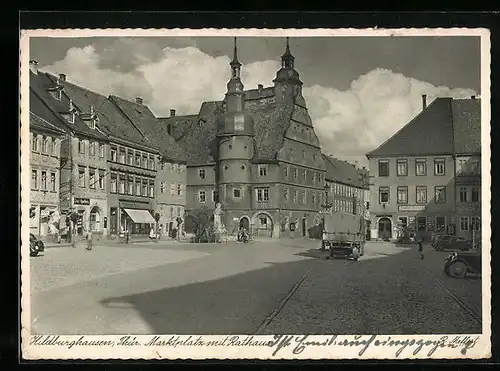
[{"left": 213, "top": 203, "right": 226, "bottom": 242}]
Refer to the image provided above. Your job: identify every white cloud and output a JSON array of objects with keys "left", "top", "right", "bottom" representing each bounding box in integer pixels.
[{"left": 42, "top": 45, "right": 477, "bottom": 167}]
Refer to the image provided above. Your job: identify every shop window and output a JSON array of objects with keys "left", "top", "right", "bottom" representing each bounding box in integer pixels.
[
  {"left": 436, "top": 216, "right": 446, "bottom": 232},
  {"left": 417, "top": 216, "right": 427, "bottom": 231}
]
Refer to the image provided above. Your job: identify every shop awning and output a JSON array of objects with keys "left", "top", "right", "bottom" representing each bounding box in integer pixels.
[{"left": 123, "top": 209, "right": 156, "bottom": 224}]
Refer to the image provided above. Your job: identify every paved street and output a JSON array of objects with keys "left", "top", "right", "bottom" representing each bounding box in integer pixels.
[{"left": 29, "top": 239, "right": 482, "bottom": 335}]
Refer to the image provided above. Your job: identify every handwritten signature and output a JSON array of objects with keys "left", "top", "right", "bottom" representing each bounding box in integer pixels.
[{"left": 268, "top": 334, "right": 479, "bottom": 357}]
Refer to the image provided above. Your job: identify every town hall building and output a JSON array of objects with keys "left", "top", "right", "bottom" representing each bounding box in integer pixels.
[{"left": 163, "top": 38, "right": 327, "bottom": 238}]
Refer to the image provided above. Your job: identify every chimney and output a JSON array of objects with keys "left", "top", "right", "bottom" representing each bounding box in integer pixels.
[
  {"left": 471, "top": 95, "right": 476, "bottom": 99},
  {"left": 258, "top": 84, "right": 263, "bottom": 92},
  {"left": 135, "top": 97, "right": 143, "bottom": 105},
  {"left": 170, "top": 109, "right": 176, "bottom": 117},
  {"left": 29, "top": 60, "right": 38, "bottom": 75},
  {"left": 59, "top": 73, "right": 66, "bottom": 82},
  {"left": 422, "top": 94, "right": 427, "bottom": 110}
]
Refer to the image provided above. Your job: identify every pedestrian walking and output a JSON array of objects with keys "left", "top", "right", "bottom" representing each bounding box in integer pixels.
[
  {"left": 149, "top": 227, "right": 157, "bottom": 242},
  {"left": 125, "top": 228, "right": 130, "bottom": 244},
  {"left": 417, "top": 233, "right": 424, "bottom": 259},
  {"left": 86, "top": 229, "right": 93, "bottom": 251}
]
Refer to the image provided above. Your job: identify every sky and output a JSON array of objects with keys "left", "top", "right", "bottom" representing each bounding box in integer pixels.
[{"left": 30, "top": 36, "right": 481, "bottom": 166}]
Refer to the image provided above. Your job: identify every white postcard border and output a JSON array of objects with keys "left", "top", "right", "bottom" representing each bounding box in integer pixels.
[{"left": 19, "top": 27, "right": 492, "bottom": 360}]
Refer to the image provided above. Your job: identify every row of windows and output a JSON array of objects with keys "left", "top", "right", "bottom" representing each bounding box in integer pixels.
[
  {"left": 77, "top": 140, "right": 106, "bottom": 158},
  {"left": 460, "top": 216, "right": 481, "bottom": 232},
  {"left": 110, "top": 146, "right": 156, "bottom": 170},
  {"left": 110, "top": 172, "right": 155, "bottom": 198},
  {"left": 31, "top": 169, "right": 57, "bottom": 191},
  {"left": 398, "top": 216, "right": 447, "bottom": 232},
  {"left": 283, "top": 187, "right": 322, "bottom": 206},
  {"left": 283, "top": 165, "right": 323, "bottom": 184},
  {"left": 287, "top": 147, "right": 318, "bottom": 162},
  {"left": 378, "top": 158, "right": 446, "bottom": 177},
  {"left": 31, "top": 134, "right": 58, "bottom": 156},
  {"left": 77, "top": 167, "right": 106, "bottom": 190},
  {"left": 160, "top": 182, "right": 184, "bottom": 196},
  {"left": 402, "top": 215, "right": 481, "bottom": 233},
  {"left": 160, "top": 162, "right": 185, "bottom": 173},
  {"left": 458, "top": 186, "right": 481, "bottom": 203},
  {"left": 329, "top": 183, "right": 363, "bottom": 199},
  {"left": 379, "top": 185, "right": 481, "bottom": 204}
]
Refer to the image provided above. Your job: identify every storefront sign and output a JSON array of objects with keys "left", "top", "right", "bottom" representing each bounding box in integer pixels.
[
  {"left": 119, "top": 200, "right": 151, "bottom": 210},
  {"left": 398, "top": 205, "right": 426, "bottom": 212},
  {"left": 74, "top": 198, "right": 90, "bottom": 205}
]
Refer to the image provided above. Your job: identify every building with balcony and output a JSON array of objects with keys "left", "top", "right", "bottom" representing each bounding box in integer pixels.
[
  {"left": 366, "top": 95, "right": 481, "bottom": 241},
  {"left": 165, "top": 38, "right": 327, "bottom": 238}
]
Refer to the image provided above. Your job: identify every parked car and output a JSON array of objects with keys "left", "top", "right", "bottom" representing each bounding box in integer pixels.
[
  {"left": 432, "top": 234, "right": 454, "bottom": 248},
  {"left": 435, "top": 236, "right": 472, "bottom": 251},
  {"left": 30, "top": 233, "right": 45, "bottom": 257},
  {"left": 443, "top": 251, "right": 481, "bottom": 278}
]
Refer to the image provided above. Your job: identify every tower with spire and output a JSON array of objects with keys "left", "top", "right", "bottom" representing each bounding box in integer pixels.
[
  {"left": 273, "top": 37, "right": 303, "bottom": 104},
  {"left": 216, "top": 37, "right": 255, "bottom": 223}
]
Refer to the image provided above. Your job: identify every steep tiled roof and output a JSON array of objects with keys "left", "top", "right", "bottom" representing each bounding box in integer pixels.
[
  {"left": 29, "top": 111, "right": 66, "bottom": 135},
  {"left": 175, "top": 101, "right": 225, "bottom": 165},
  {"left": 322, "top": 154, "right": 365, "bottom": 188},
  {"left": 366, "top": 98, "right": 455, "bottom": 157},
  {"left": 158, "top": 115, "right": 199, "bottom": 141},
  {"left": 30, "top": 71, "right": 108, "bottom": 141},
  {"left": 172, "top": 89, "right": 296, "bottom": 165},
  {"left": 452, "top": 99, "right": 481, "bottom": 154},
  {"left": 48, "top": 75, "right": 155, "bottom": 150},
  {"left": 109, "top": 96, "right": 188, "bottom": 163},
  {"left": 366, "top": 97, "right": 481, "bottom": 158}
]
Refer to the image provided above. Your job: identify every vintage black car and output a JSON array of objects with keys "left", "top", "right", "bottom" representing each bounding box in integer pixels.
[
  {"left": 432, "top": 234, "right": 454, "bottom": 249},
  {"left": 30, "top": 233, "right": 45, "bottom": 257},
  {"left": 444, "top": 251, "right": 481, "bottom": 278},
  {"left": 434, "top": 236, "right": 472, "bottom": 251}
]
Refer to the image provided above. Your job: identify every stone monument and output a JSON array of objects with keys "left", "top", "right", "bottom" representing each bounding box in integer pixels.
[{"left": 213, "top": 203, "right": 226, "bottom": 241}]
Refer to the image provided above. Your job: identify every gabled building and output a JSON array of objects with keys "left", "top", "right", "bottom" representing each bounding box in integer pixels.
[
  {"left": 322, "top": 154, "right": 369, "bottom": 218},
  {"left": 30, "top": 62, "right": 110, "bottom": 237},
  {"left": 366, "top": 95, "right": 481, "bottom": 241},
  {"left": 164, "top": 38, "right": 327, "bottom": 238},
  {"left": 29, "top": 90, "right": 66, "bottom": 238},
  {"left": 109, "top": 96, "right": 188, "bottom": 238},
  {"left": 49, "top": 77, "right": 161, "bottom": 237}
]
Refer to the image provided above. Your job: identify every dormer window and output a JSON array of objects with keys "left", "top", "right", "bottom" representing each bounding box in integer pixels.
[
  {"left": 54, "top": 90, "right": 62, "bottom": 101},
  {"left": 198, "top": 118, "right": 205, "bottom": 127}
]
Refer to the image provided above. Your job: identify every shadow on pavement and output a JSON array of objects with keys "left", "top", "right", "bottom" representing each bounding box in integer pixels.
[{"left": 98, "top": 245, "right": 482, "bottom": 335}]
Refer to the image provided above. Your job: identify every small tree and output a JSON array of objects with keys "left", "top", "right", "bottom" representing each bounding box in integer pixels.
[{"left": 188, "top": 206, "right": 212, "bottom": 243}]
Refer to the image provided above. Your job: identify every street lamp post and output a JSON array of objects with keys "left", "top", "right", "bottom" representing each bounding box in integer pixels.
[{"left": 320, "top": 184, "right": 333, "bottom": 212}]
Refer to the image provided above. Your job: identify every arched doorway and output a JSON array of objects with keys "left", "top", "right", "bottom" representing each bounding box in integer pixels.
[
  {"left": 378, "top": 217, "right": 392, "bottom": 240},
  {"left": 239, "top": 216, "right": 250, "bottom": 230},
  {"left": 254, "top": 213, "right": 273, "bottom": 237},
  {"left": 89, "top": 206, "right": 101, "bottom": 232}
]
